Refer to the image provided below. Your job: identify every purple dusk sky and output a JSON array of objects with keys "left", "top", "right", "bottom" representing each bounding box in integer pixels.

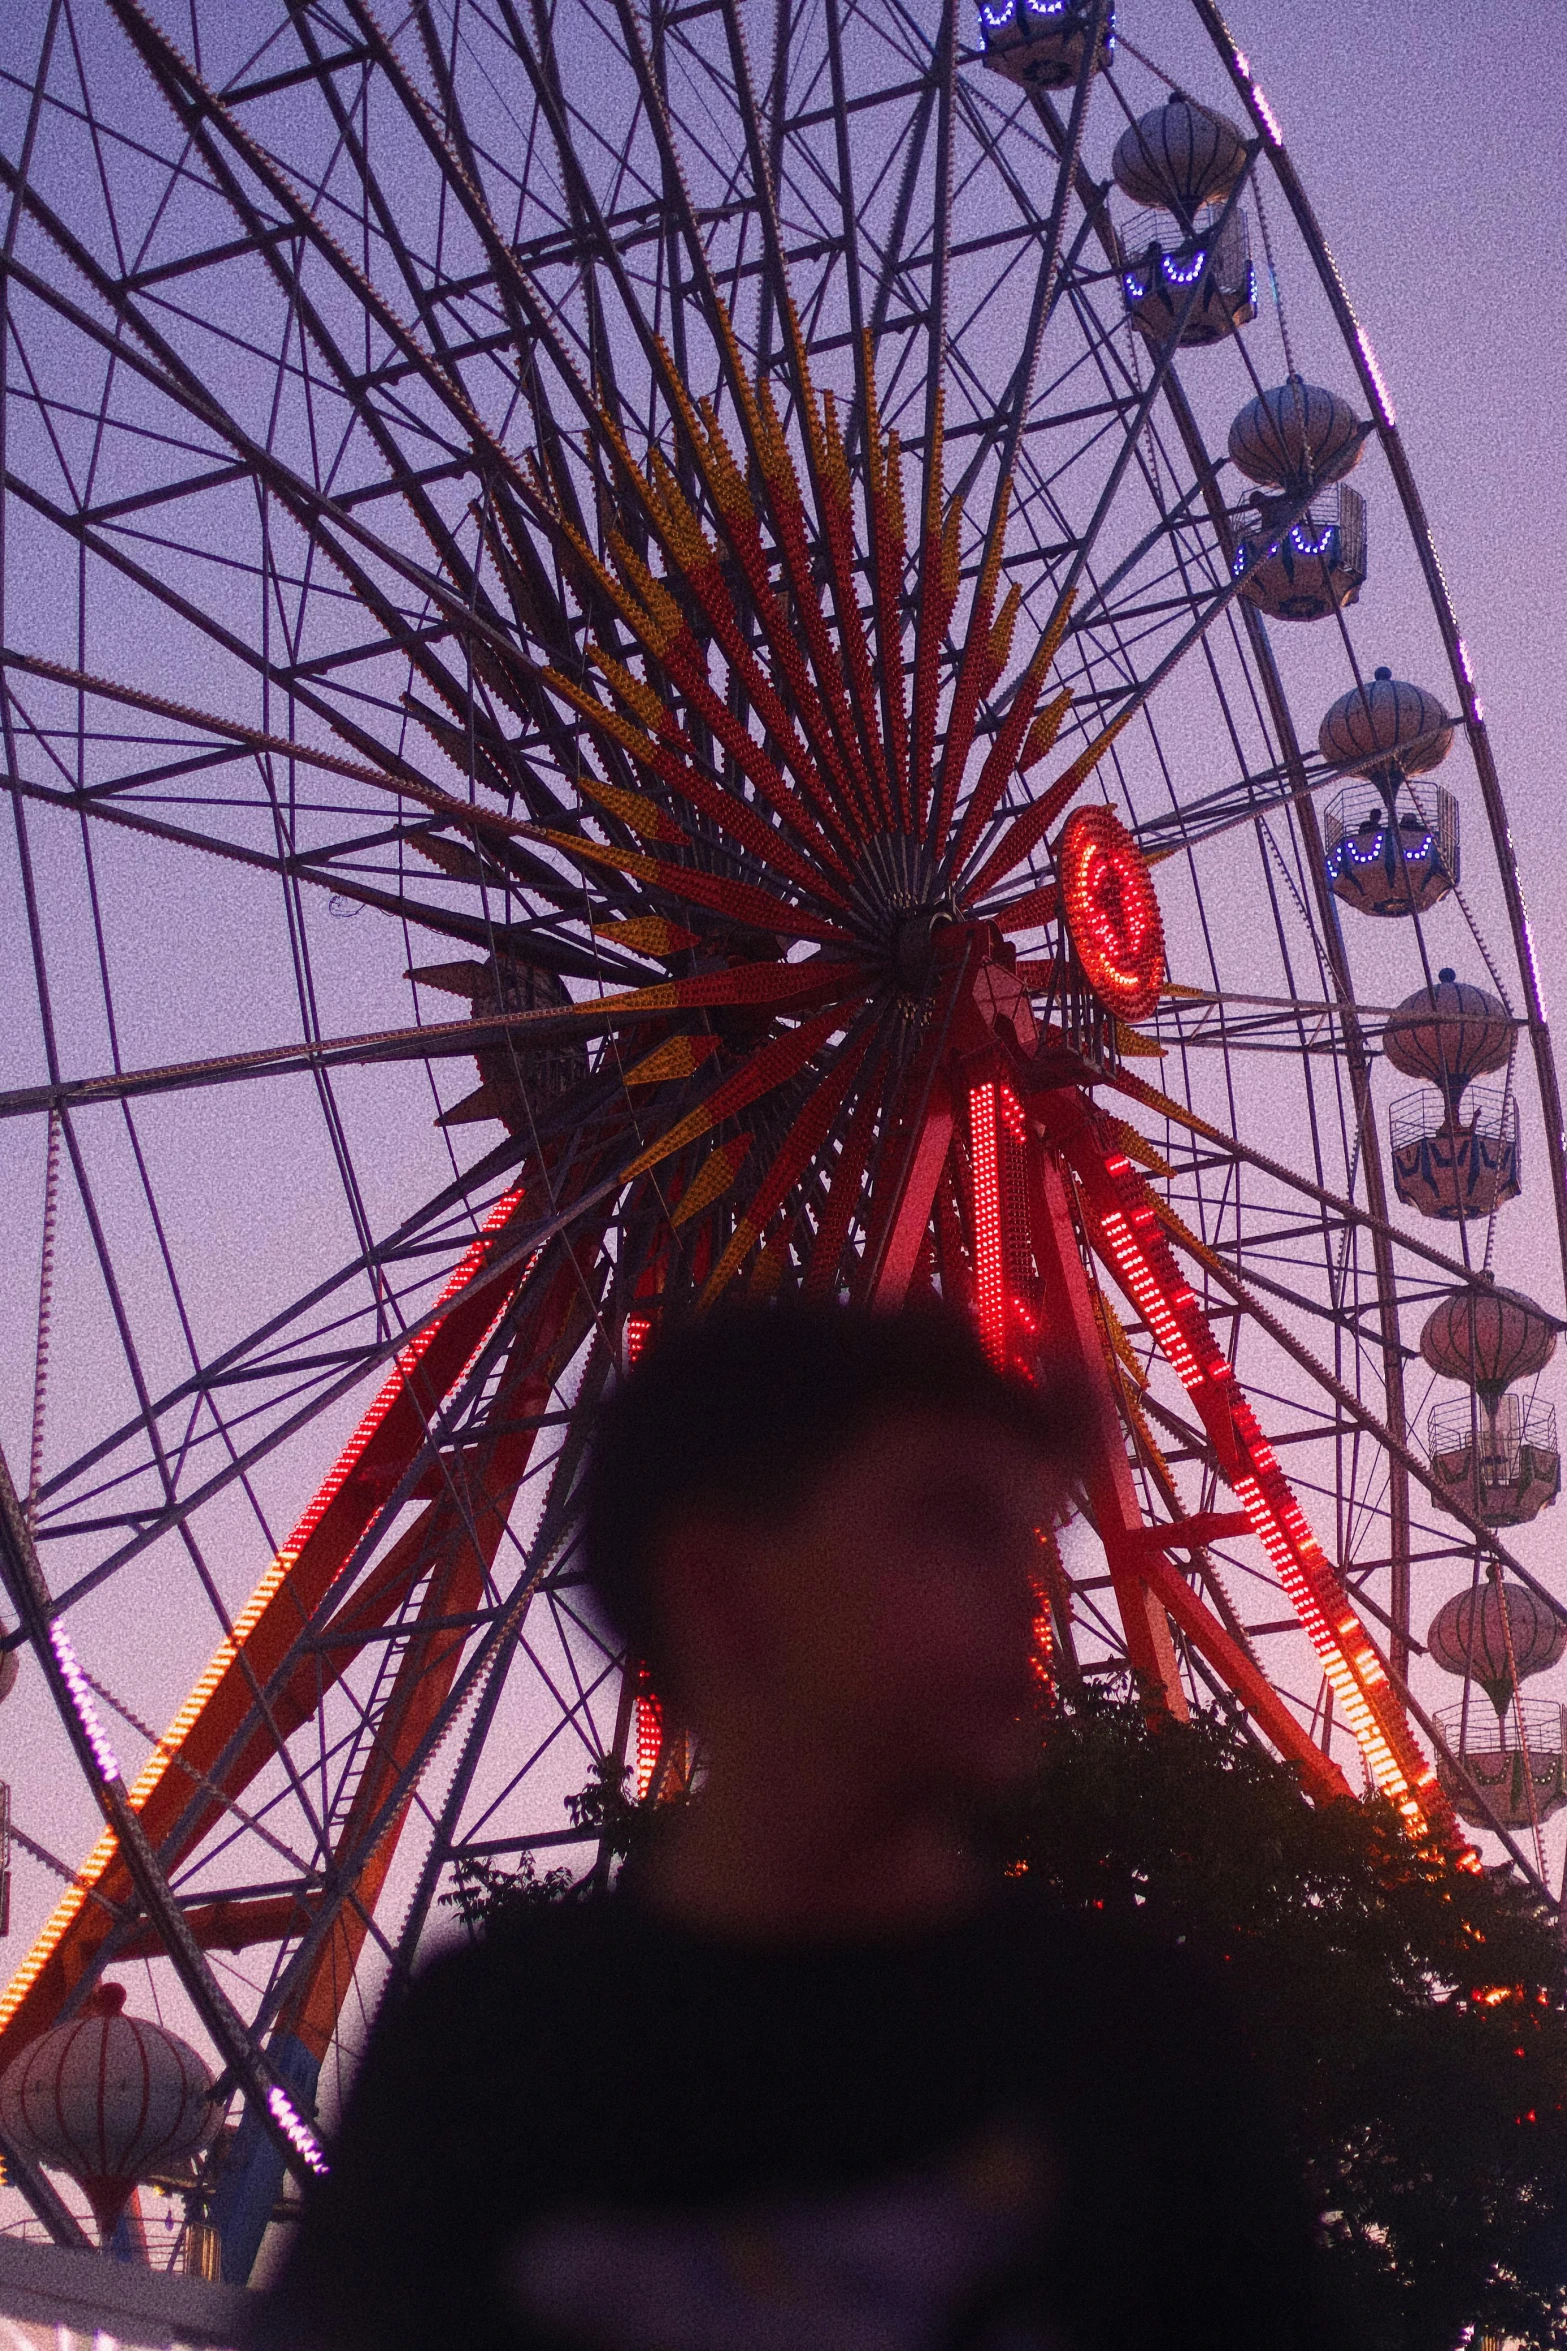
[
  {"left": 1231, "top": 0, "right": 1566, "bottom": 1001},
  {"left": 0, "top": 0, "right": 1564, "bottom": 2084}
]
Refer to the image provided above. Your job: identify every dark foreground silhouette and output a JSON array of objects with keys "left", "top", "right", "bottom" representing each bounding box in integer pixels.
[{"left": 258, "top": 1305, "right": 1330, "bottom": 2351}]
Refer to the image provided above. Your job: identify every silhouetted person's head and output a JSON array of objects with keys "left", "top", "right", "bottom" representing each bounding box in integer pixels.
[{"left": 583, "top": 1304, "right": 1077, "bottom": 1835}]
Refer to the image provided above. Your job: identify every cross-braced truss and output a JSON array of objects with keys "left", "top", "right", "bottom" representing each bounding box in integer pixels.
[{"left": 1, "top": 0, "right": 1562, "bottom": 2279}]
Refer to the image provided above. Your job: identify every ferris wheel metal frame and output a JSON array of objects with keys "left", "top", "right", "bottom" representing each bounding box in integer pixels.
[{"left": 1, "top": 0, "right": 1564, "bottom": 2278}]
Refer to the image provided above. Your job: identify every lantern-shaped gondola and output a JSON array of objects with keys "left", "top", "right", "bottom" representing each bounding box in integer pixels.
[
  {"left": 978, "top": 0, "right": 1115, "bottom": 89},
  {"left": 1319, "top": 669, "right": 1458, "bottom": 918},
  {"left": 1323, "top": 787, "right": 1456, "bottom": 917},
  {"left": 1420, "top": 1282, "right": 1555, "bottom": 1398},
  {"left": 1111, "top": 94, "right": 1249, "bottom": 216},
  {"left": 1114, "top": 97, "right": 1255, "bottom": 348},
  {"left": 1428, "top": 1580, "right": 1566, "bottom": 1711},
  {"left": 1228, "top": 377, "right": 1364, "bottom": 492},
  {"left": 1228, "top": 377, "right": 1367, "bottom": 617},
  {"left": 1384, "top": 969, "right": 1520, "bottom": 1221},
  {"left": 1230, "top": 487, "right": 1367, "bottom": 622},
  {"left": 1319, "top": 669, "right": 1453, "bottom": 783},
  {"left": 1227, "top": 378, "right": 1366, "bottom": 618},
  {"left": 1428, "top": 1581, "right": 1567, "bottom": 1828},
  {"left": 0, "top": 1982, "right": 220, "bottom": 2246},
  {"left": 1422, "top": 1282, "right": 1560, "bottom": 1527},
  {"left": 1384, "top": 971, "right": 1512, "bottom": 1107},
  {"left": 1390, "top": 1088, "right": 1519, "bottom": 1223}
]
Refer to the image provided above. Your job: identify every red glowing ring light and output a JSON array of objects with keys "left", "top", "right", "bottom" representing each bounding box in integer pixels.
[{"left": 1059, "top": 805, "right": 1166, "bottom": 1025}]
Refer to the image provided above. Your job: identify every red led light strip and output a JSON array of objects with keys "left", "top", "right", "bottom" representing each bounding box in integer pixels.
[
  {"left": 968, "top": 1082, "right": 1006, "bottom": 1368},
  {"left": 1059, "top": 807, "right": 1165, "bottom": 1024},
  {"left": 996, "top": 1084, "right": 1040, "bottom": 1378},
  {"left": 1030, "top": 1566, "right": 1053, "bottom": 1692},
  {"left": 1078, "top": 1135, "right": 1447, "bottom": 1836},
  {"left": 263, "top": 1186, "right": 531, "bottom": 1562},
  {"left": 624, "top": 1313, "right": 653, "bottom": 1367},
  {"left": 634, "top": 1693, "right": 663, "bottom": 1801}
]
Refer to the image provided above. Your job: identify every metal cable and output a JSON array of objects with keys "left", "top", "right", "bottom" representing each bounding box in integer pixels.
[{"left": 1249, "top": 173, "right": 1298, "bottom": 387}]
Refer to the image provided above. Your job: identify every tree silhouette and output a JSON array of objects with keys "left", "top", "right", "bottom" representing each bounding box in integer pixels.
[
  {"left": 996, "top": 1682, "right": 1567, "bottom": 2351},
  {"left": 449, "top": 1687, "right": 1567, "bottom": 2350}
]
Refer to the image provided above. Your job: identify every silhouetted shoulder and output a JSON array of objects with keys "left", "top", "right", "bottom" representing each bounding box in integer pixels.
[
  {"left": 256, "top": 1903, "right": 636, "bottom": 2351},
  {"left": 256, "top": 1890, "right": 1325, "bottom": 2351}
]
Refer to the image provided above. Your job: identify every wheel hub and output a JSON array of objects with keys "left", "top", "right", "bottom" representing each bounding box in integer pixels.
[{"left": 848, "top": 832, "right": 960, "bottom": 1003}]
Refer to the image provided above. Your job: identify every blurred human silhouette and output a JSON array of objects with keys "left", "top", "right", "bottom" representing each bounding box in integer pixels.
[{"left": 259, "top": 1303, "right": 1325, "bottom": 2351}]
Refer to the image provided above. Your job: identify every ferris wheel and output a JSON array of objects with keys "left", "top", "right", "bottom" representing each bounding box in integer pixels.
[{"left": 1, "top": 0, "right": 1564, "bottom": 2281}]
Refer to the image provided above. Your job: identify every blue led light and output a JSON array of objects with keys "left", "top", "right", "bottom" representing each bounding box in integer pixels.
[
  {"left": 1235, "top": 520, "right": 1345, "bottom": 576},
  {"left": 1161, "top": 248, "right": 1207, "bottom": 286},
  {"left": 1124, "top": 213, "right": 1249, "bottom": 326},
  {"left": 979, "top": 0, "right": 1080, "bottom": 29},
  {"left": 1325, "top": 828, "right": 1436, "bottom": 881}
]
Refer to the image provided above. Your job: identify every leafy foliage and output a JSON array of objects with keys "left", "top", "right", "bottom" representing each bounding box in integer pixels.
[
  {"left": 440, "top": 1756, "right": 667, "bottom": 1934},
  {"left": 995, "top": 1682, "right": 1567, "bottom": 2351},
  {"left": 444, "top": 1693, "right": 1567, "bottom": 2348},
  {"left": 439, "top": 1850, "right": 574, "bottom": 1934},
  {"left": 562, "top": 1752, "right": 662, "bottom": 1860}
]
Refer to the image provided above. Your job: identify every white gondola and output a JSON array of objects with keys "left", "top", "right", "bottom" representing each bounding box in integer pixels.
[
  {"left": 1323, "top": 784, "right": 1456, "bottom": 916},
  {"left": 1428, "top": 1393, "right": 1560, "bottom": 1528},
  {"left": 1232, "top": 483, "right": 1366, "bottom": 621},
  {"left": 1120, "top": 202, "right": 1255, "bottom": 346}
]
